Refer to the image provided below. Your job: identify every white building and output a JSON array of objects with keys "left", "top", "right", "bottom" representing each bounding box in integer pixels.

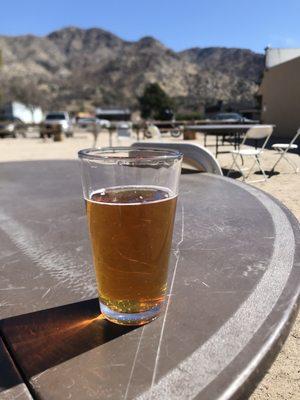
[
  {"left": 1, "top": 102, "right": 43, "bottom": 124},
  {"left": 95, "top": 108, "right": 131, "bottom": 122}
]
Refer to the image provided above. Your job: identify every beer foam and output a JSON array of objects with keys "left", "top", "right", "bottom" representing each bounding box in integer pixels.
[{"left": 88, "top": 185, "right": 176, "bottom": 206}]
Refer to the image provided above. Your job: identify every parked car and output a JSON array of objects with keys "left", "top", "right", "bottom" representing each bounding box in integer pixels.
[
  {"left": 210, "top": 113, "right": 253, "bottom": 123},
  {"left": 77, "top": 117, "right": 111, "bottom": 129},
  {"left": 0, "top": 115, "right": 27, "bottom": 138},
  {"left": 40, "top": 112, "right": 73, "bottom": 138}
]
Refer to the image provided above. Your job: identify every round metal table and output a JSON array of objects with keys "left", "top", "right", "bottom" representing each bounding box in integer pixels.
[
  {"left": 0, "top": 160, "right": 299, "bottom": 400},
  {"left": 184, "top": 124, "right": 257, "bottom": 156}
]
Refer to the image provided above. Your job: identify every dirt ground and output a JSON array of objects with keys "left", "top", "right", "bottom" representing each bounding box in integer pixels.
[{"left": 0, "top": 129, "right": 299, "bottom": 399}]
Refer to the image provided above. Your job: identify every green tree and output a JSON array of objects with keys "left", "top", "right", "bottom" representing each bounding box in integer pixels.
[{"left": 139, "top": 83, "right": 174, "bottom": 120}]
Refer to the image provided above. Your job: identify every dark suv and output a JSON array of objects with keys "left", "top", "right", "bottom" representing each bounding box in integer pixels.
[{"left": 0, "top": 115, "right": 27, "bottom": 138}]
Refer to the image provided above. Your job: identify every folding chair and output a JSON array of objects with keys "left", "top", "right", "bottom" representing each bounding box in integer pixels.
[
  {"left": 270, "top": 128, "right": 300, "bottom": 175},
  {"left": 227, "top": 125, "right": 273, "bottom": 182},
  {"left": 144, "top": 124, "right": 162, "bottom": 139}
]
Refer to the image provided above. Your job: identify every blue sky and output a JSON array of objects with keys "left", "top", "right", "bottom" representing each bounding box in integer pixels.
[{"left": 1, "top": 0, "right": 300, "bottom": 53}]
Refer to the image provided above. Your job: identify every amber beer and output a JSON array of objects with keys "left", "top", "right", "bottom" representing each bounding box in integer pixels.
[{"left": 86, "top": 185, "right": 177, "bottom": 323}]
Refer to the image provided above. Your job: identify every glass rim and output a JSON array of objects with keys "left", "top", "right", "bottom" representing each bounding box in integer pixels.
[{"left": 78, "top": 147, "right": 183, "bottom": 162}]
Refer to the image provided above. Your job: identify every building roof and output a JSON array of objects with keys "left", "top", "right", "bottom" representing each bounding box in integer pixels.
[
  {"left": 95, "top": 108, "right": 131, "bottom": 115},
  {"left": 265, "top": 47, "right": 300, "bottom": 69}
]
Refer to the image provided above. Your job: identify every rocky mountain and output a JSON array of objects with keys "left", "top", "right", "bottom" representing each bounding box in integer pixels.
[
  {"left": 0, "top": 27, "right": 265, "bottom": 112},
  {"left": 180, "top": 47, "right": 264, "bottom": 83}
]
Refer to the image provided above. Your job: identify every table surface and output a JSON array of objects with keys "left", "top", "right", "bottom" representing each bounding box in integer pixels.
[{"left": 0, "top": 160, "right": 299, "bottom": 400}]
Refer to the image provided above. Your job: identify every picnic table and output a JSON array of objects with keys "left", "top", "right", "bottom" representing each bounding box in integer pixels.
[
  {"left": 184, "top": 124, "right": 258, "bottom": 156},
  {"left": 0, "top": 160, "right": 299, "bottom": 400}
]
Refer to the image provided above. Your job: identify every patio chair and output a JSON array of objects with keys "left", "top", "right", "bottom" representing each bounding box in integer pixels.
[
  {"left": 227, "top": 125, "right": 273, "bottom": 182},
  {"left": 144, "top": 124, "right": 162, "bottom": 139},
  {"left": 270, "top": 128, "right": 300, "bottom": 175},
  {"left": 132, "top": 141, "right": 223, "bottom": 175}
]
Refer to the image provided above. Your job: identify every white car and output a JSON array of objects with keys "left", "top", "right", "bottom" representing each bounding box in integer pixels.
[
  {"left": 41, "top": 112, "right": 74, "bottom": 137},
  {"left": 77, "top": 117, "right": 111, "bottom": 129}
]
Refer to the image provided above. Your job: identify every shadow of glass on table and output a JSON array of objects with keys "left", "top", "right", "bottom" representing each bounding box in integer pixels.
[
  {"left": 0, "top": 299, "right": 137, "bottom": 380},
  {"left": 0, "top": 337, "right": 24, "bottom": 391}
]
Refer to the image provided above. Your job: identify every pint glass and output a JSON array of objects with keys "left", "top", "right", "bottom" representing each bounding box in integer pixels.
[{"left": 78, "top": 147, "right": 182, "bottom": 325}]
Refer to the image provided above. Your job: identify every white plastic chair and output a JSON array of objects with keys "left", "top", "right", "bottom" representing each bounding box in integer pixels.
[
  {"left": 144, "top": 124, "right": 162, "bottom": 139},
  {"left": 227, "top": 125, "right": 273, "bottom": 182},
  {"left": 270, "top": 128, "right": 300, "bottom": 174},
  {"left": 132, "top": 142, "right": 223, "bottom": 175}
]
